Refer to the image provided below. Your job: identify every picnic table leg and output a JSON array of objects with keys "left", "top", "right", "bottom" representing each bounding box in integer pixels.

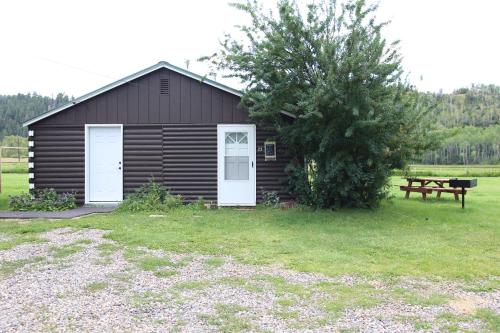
[
  {"left": 454, "top": 192, "right": 459, "bottom": 201},
  {"left": 436, "top": 181, "right": 443, "bottom": 199},
  {"left": 405, "top": 181, "right": 412, "bottom": 199},
  {"left": 422, "top": 181, "right": 428, "bottom": 200},
  {"left": 461, "top": 187, "right": 465, "bottom": 209}
]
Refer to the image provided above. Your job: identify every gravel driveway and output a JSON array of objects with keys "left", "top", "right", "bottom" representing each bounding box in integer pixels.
[{"left": 0, "top": 228, "right": 498, "bottom": 332}]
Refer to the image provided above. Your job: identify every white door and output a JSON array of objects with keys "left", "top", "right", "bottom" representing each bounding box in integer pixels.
[
  {"left": 87, "top": 125, "right": 123, "bottom": 203},
  {"left": 217, "top": 124, "right": 256, "bottom": 206}
]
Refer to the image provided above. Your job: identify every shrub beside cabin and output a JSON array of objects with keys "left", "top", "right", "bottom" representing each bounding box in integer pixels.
[{"left": 23, "top": 62, "right": 293, "bottom": 206}]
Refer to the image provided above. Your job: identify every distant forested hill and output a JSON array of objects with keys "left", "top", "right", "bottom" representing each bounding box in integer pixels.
[
  {"left": 0, "top": 86, "right": 499, "bottom": 164},
  {"left": 422, "top": 84, "right": 499, "bottom": 128},
  {"left": 0, "top": 93, "right": 70, "bottom": 139},
  {"left": 417, "top": 84, "right": 500, "bottom": 164}
]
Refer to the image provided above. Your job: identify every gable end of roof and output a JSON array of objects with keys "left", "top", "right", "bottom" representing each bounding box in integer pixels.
[{"left": 23, "top": 61, "right": 243, "bottom": 127}]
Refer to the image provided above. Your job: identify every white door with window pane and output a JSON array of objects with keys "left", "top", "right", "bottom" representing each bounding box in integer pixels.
[{"left": 217, "top": 124, "right": 256, "bottom": 206}]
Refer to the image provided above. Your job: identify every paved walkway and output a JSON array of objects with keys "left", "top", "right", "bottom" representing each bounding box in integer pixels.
[{"left": 0, "top": 206, "right": 115, "bottom": 219}]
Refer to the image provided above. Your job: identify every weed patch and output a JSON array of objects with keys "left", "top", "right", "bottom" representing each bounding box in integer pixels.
[
  {"left": 395, "top": 315, "right": 433, "bottom": 330},
  {"left": 254, "top": 274, "right": 312, "bottom": 299},
  {"left": 317, "top": 282, "right": 382, "bottom": 316},
  {"left": 275, "top": 309, "right": 300, "bottom": 319},
  {"left": 0, "top": 234, "right": 45, "bottom": 250},
  {"left": 205, "top": 257, "right": 225, "bottom": 268},
  {"left": 199, "top": 303, "right": 253, "bottom": 332},
  {"left": 85, "top": 281, "right": 108, "bottom": 292},
  {"left": 50, "top": 244, "right": 83, "bottom": 259},
  {"left": 154, "top": 270, "right": 177, "bottom": 278},
  {"left": 131, "top": 291, "right": 168, "bottom": 307},
  {"left": 0, "top": 256, "right": 44, "bottom": 277},
  {"left": 97, "top": 243, "right": 121, "bottom": 257},
  {"left": 392, "top": 287, "right": 449, "bottom": 306},
  {"left": 475, "top": 308, "right": 500, "bottom": 332},
  {"left": 137, "top": 256, "right": 175, "bottom": 271},
  {"left": 174, "top": 280, "right": 210, "bottom": 291}
]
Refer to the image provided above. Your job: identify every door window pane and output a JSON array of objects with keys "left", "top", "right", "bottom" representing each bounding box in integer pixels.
[
  {"left": 237, "top": 133, "right": 248, "bottom": 143},
  {"left": 224, "top": 131, "right": 249, "bottom": 180},
  {"left": 225, "top": 132, "right": 237, "bottom": 143},
  {"left": 225, "top": 156, "right": 249, "bottom": 180},
  {"left": 238, "top": 157, "right": 249, "bottom": 179}
]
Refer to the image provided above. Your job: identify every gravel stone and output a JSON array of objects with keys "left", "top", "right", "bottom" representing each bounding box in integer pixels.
[{"left": 0, "top": 227, "right": 497, "bottom": 332}]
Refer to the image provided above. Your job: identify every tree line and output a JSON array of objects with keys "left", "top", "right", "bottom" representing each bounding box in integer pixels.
[
  {"left": 0, "top": 86, "right": 498, "bottom": 164},
  {"left": 0, "top": 93, "right": 70, "bottom": 139}
]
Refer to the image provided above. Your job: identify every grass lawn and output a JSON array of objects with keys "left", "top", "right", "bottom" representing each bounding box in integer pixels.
[
  {"left": 0, "top": 173, "right": 498, "bottom": 279},
  {"left": 0, "top": 173, "right": 27, "bottom": 210}
]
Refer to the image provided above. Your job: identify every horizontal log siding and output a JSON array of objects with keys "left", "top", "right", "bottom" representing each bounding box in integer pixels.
[
  {"left": 30, "top": 125, "right": 85, "bottom": 203},
  {"left": 162, "top": 124, "right": 218, "bottom": 202},
  {"left": 28, "top": 124, "right": 291, "bottom": 206},
  {"left": 123, "top": 125, "right": 163, "bottom": 196},
  {"left": 162, "top": 125, "right": 290, "bottom": 203},
  {"left": 256, "top": 128, "right": 291, "bottom": 202}
]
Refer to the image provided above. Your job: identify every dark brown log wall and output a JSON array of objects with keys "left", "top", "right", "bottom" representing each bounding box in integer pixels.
[
  {"left": 29, "top": 124, "right": 291, "bottom": 205},
  {"left": 163, "top": 124, "right": 218, "bottom": 202},
  {"left": 30, "top": 125, "right": 85, "bottom": 203},
  {"left": 123, "top": 125, "right": 163, "bottom": 195}
]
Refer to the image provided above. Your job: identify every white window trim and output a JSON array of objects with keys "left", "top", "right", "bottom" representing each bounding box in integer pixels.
[{"left": 84, "top": 124, "right": 124, "bottom": 205}]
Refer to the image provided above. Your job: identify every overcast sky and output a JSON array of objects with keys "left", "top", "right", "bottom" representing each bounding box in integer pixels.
[{"left": 1, "top": 0, "right": 499, "bottom": 98}]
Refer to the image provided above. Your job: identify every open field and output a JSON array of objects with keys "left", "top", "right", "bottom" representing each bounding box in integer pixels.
[
  {"left": 394, "top": 164, "right": 500, "bottom": 177},
  {"left": 0, "top": 174, "right": 498, "bottom": 331},
  {"left": 3, "top": 162, "right": 500, "bottom": 176},
  {"left": 0, "top": 173, "right": 27, "bottom": 210},
  {"left": 0, "top": 157, "right": 28, "bottom": 163},
  {"left": 3, "top": 161, "right": 500, "bottom": 176},
  {"left": 0, "top": 161, "right": 28, "bottom": 174}
]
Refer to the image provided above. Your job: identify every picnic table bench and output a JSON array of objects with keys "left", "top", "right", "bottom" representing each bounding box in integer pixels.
[{"left": 400, "top": 177, "right": 465, "bottom": 200}]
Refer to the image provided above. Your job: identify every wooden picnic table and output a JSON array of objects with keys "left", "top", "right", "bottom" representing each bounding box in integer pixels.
[
  {"left": 406, "top": 177, "right": 450, "bottom": 188},
  {"left": 400, "top": 177, "right": 465, "bottom": 200}
]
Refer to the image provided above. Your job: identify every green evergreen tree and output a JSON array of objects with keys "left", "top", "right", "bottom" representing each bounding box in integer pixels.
[{"left": 0, "top": 93, "right": 70, "bottom": 140}]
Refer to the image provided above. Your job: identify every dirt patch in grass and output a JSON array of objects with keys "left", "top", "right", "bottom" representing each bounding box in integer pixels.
[{"left": 449, "top": 295, "right": 488, "bottom": 314}]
